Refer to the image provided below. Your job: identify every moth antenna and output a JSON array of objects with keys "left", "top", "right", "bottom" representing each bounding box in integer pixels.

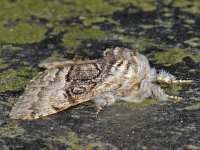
[{"left": 167, "top": 95, "right": 182, "bottom": 100}]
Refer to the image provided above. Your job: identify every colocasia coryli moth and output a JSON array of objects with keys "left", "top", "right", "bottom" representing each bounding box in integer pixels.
[{"left": 10, "top": 47, "right": 192, "bottom": 120}]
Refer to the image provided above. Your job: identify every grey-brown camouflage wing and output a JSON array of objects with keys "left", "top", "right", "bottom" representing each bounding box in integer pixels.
[{"left": 10, "top": 61, "right": 104, "bottom": 120}]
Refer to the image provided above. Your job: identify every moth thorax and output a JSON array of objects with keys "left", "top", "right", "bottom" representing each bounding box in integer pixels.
[{"left": 110, "top": 59, "right": 131, "bottom": 77}]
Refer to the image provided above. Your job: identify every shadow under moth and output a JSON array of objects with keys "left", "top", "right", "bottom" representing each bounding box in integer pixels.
[{"left": 10, "top": 47, "right": 192, "bottom": 120}]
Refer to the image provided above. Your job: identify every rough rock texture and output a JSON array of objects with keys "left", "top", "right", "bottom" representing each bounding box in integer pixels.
[{"left": 0, "top": 0, "right": 200, "bottom": 149}]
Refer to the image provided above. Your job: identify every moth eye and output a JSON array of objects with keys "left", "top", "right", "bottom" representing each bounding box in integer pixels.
[{"left": 72, "top": 87, "right": 86, "bottom": 94}]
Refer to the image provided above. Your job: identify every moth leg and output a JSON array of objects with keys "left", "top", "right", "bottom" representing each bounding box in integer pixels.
[
  {"left": 135, "top": 80, "right": 168, "bottom": 101},
  {"left": 150, "top": 83, "right": 168, "bottom": 101},
  {"left": 169, "top": 80, "right": 193, "bottom": 84},
  {"left": 156, "top": 69, "right": 193, "bottom": 84},
  {"left": 96, "top": 107, "right": 103, "bottom": 116},
  {"left": 156, "top": 70, "right": 176, "bottom": 84},
  {"left": 93, "top": 92, "right": 117, "bottom": 116},
  {"left": 120, "top": 80, "right": 168, "bottom": 102},
  {"left": 150, "top": 82, "right": 182, "bottom": 101}
]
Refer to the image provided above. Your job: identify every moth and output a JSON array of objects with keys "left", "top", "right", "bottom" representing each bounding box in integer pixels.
[{"left": 10, "top": 47, "right": 192, "bottom": 120}]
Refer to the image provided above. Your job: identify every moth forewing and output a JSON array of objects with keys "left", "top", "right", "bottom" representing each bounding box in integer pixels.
[{"left": 10, "top": 59, "right": 106, "bottom": 120}]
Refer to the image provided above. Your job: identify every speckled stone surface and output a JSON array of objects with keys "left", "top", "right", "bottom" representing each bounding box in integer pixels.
[{"left": 0, "top": 0, "right": 200, "bottom": 149}]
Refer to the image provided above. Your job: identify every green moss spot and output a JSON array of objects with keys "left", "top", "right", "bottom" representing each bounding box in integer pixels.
[
  {"left": 53, "top": 131, "right": 79, "bottom": 146},
  {"left": 184, "top": 38, "right": 200, "bottom": 47},
  {"left": 0, "top": 0, "right": 120, "bottom": 27},
  {"left": 0, "top": 59, "right": 8, "bottom": 70},
  {"left": 184, "top": 19, "right": 195, "bottom": 24},
  {"left": 193, "top": 54, "right": 200, "bottom": 62},
  {"left": 169, "top": 0, "right": 200, "bottom": 14},
  {"left": 165, "top": 84, "right": 182, "bottom": 96},
  {"left": 67, "top": 132, "right": 81, "bottom": 149},
  {"left": 149, "top": 46, "right": 200, "bottom": 65},
  {"left": 109, "top": 0, "right": 156, "bottom": 11},
  {"left": 185, "top": 103, "right": 200, "bottom": 110},
  {"left": 139, "top": 24, "right": 155, "bottom": 29},
  {"left": 112, "top": 34, "right": 135, "bottom": 44},
  {"left": 0, "top": 122, "right": 25, "bottom": 138},
  {"left": 0, "top": 67, "right": 36, "bottom": 92},
  {"left": 17, "top": 66, "right": 37, "bottom": 78},
  {"left": 150, "top": 47, "right": 190, "bottom": 66},
  {"left": 52, "top": 132, "right": 110, "bottom": 149},
  {"left": 0, "top": 23, "right": 46, "bottom": 44},
  {"left": 53, "top": 131, "right": 83, "bottom": 149},
  {"left": 111, "top": 33, "right": 166, "bottom": 51},
  {"left": 54, "top": 136, "right": 68, "bottom": 145},
  {"left": 184, "top": 1, "right": 200, "bottom": 14},
  {"left": 0, "top": 0, "right": 70, "bottom": 25},
  {"left": 64, "top": 0, "right": 120, "bottom": 25},
  {"left": 0, "top": 77, "right": 28, "bottom": 93},
  {"left": 116, "top": 98, "right": 159, "bottom": 111},
  {"left": 0, "top": 98, "right": 17, "bottom": 108},
  {"left": 0, "top": 45, "right": 22, "bottom": 51},
  {"left": 173, "top": 0, "right": 192, "bottom": 7},
  {"left": 164, "top": 13, "right": 173, "bottom": 17},
  {"left": 62, "top": 26, "right": 107, "bottom": 49},
  {"left": 11, "top": 59, "right": 29, "bottom": 65}
]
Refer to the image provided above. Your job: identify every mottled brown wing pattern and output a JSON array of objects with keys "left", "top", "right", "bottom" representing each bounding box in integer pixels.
[{"left": 10, "top": 60, "right": 105, "bottom": 120}]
